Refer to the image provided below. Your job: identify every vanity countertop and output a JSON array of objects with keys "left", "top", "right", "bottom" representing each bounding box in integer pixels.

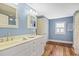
[{"left": 0, "top": 35, "right": 44, "bottom": 51}]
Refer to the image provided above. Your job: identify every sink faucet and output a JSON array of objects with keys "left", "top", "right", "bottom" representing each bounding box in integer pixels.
[
  {"left": 23, "top": 37, "right": 27, "bottom": 40},
  {"left": 11, "top": 37, "right": 13, "bottom": 41},
  {"left": 6, "top": 32, "right": 14, "bottom": 41},
  {"left": 6, "top": 32, "right": 9, "bottom": 41}
]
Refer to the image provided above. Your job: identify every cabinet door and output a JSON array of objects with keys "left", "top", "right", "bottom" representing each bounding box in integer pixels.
[
  {"left": 0, "top": 41, "right": 33, "bottom": 56},
  {"left": 23, "top": 41, "right": 34, "bottom": 56},
  {"left": 32, "top": 37, "right": 46, "bottom": 56},
  {"left": 31, "top": 39, "right": 37, "bottom": 56},
  {"left": 0, "top": 43, "right": 27, "bottom": 56},
  {"left": 39, "top": 37, "right": 46, "bottom": 55},
  {"left": 28, "top": 38, "right": 40, "bottom": 56},
  {"left": 14, "top": 41, "right": 33, "bottom": 56},
  {"left": 36, "top": 38, "right": 41, "bottom": 56},
  {"left": 0, "top": 45, "right": 22, "bottom": 56}
]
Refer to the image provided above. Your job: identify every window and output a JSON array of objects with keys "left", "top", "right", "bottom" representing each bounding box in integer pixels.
[
  {"left": 8, "top": 17, "right": 16, "bottom": 25},
  {"left": 55, "top": 22, "right": 65, "bottom": 34}
]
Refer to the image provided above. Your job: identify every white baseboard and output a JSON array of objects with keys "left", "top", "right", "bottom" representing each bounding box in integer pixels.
[{"left": 48, "top": 39, "right": 73, "bottom": 44}]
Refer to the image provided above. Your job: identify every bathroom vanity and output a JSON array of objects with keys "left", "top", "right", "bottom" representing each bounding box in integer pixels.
[
  {"left": 73, "top": 11, "right": 79, "bottom": 55},
  {"left": 0, "top": 3, "right": 48, "bottom": 56},
  {"left": 0, "top": 35, "right": 47, "bottom": 56}
]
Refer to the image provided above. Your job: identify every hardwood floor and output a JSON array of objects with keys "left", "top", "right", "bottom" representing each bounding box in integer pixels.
[{"left": 42, "top": 41, "right": 76, "bottom": 56}]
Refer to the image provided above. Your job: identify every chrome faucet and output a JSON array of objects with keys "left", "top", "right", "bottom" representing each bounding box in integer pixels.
[
  {"left": 11, "top": 37, "right": 13, "bottom": 41},
  {"left": 0, "top": 35, "right": 4, "bottom": 42},
  {"left": 6, "top": 32, "right": 14, "bottom": 41},
  {"left": 23, "top": 37, "right": 27, "bottom": 40},
  {"left": 6, "top": 32, "right": 9, "bottom": 41}
]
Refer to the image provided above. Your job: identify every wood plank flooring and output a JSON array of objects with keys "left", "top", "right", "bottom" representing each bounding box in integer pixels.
[{"left": 42, "top": 41, "right": 76, "bottom": 56}]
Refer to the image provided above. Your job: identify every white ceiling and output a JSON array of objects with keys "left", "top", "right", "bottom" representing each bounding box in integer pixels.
[
  {"left": 27, "top": 3, "right": 79, "bottom": 19},
  {"left": 4, "top": 3, "right": 17, "bottom": 9}
]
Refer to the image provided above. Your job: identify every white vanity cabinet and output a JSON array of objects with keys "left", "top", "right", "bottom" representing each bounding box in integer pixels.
[
  {"left": 73, "top": 11, "right": 79, "bottom": 55},
  {"left": 37, "top": 17, "right": 48, "bottom": 39},
  {"left": 15, "top": 41, "right": 34, "bottom": 56},
  {"left": 32, "top": 37, "right": 45, "bottom": 56},
  {"left": 0, "top": 41, "right": 31, "bottom": 56},
  {"left": 0, "top": 35, "right": 47, "bottom": 56}
]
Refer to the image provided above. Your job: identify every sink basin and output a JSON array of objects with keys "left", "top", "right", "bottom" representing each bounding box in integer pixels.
[
  {"left": 28, "top": 36, "right": 35, "bottom": 38},
  {"left": 0, "top": 35, "right": 41, "bottom": 50},
  {"left": 27, "top": 35, "right": 36, "bottom": 38}
]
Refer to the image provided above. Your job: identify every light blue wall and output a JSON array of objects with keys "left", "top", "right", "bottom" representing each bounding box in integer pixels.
[
  {"left": 49, "top": 16, "right": 73, "bottom": 42},
  {"left": 0, "top": 3, "right": 35, "bottom": 37}
]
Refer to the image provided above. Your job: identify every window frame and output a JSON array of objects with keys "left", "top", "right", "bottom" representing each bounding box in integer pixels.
[{"left": 55, "top": 22, "right": 66, "bottom": 34}]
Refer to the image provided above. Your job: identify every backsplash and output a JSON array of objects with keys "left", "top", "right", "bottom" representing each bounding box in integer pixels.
[{"left": 0, "top": 3, "right": 36, "bottom": 37}]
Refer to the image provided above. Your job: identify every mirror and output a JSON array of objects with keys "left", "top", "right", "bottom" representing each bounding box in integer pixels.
[
  {"left": 27, "top": 9, "right": 37, "bottom": 29},
  {"left": 0, "top": 3, "right": 18, "bottom": 28},
  {"left": 8, "top": 16, "right": 16, "bottom": 25}
]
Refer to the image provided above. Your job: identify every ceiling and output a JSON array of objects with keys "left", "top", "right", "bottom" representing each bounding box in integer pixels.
[
  {"left": 4, "top": 3, "right": 17, "bottom": 8},
  {"left": 27, "top": 3, "right": 79, "bottom": 19},
  {"left": 1, "top": 3, "right": 79, "bottom": 19}
]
